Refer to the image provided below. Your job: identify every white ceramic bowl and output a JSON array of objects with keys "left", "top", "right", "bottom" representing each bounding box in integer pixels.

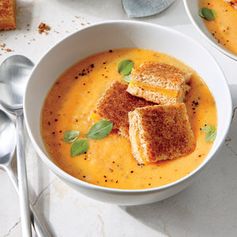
[
  {"left": 24, "top": 21, "right": 232, "bottom": 205},
  {"left": 183, "top": 0, "right": 237, "bottom": 61}
]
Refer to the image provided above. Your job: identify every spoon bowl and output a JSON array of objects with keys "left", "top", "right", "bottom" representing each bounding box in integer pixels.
[{"left": 0, "top": 55, "right": 34, "bottom": 113}]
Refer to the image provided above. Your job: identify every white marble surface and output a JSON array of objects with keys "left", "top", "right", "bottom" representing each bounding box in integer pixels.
[{"left": 1, "top": 0, "right": 237, "bottom": 236}]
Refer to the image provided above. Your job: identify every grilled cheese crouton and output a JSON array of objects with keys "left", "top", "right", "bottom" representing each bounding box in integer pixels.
[
  {"left": 128, "top": 103, "right": 196, "bottom": 164},
  {"left": 97, "top": 81, "right": 154, "bottom": 137},
  {"left": 0, "top": 0, "right": 16, "bottom": 30},
  {"left": 127, "top": 62, "right": 191, "bottom": 104}
]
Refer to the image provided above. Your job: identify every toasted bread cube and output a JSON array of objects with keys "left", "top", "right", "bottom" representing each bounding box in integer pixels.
[
  {"left": 128, "top": 103, "right": 196, "bottom": 164},
  {"left": 127, "top": 62, "right": 191, "bottom": 104},
  {"left": 0, "top": 0, "right": 16, "bottom": 30},
  {"left": 97, "top": 81, "right": 154, "bottom": 137}
]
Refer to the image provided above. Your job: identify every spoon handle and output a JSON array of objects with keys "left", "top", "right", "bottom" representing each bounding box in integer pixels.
[
  {"left": 5, "top": 167, "right": 52, "bottom": 237},
  {"left": 16, "top": 113, "right": 32, "bottom": 237}
]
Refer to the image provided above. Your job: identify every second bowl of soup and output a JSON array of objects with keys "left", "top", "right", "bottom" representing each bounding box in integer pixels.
[{"left": 184, "top": 0, "right": 237, "bottom": 61}]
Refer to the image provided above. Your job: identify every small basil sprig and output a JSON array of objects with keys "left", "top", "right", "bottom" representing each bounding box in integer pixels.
[
  {"left": 87, "top": 119, "right": 113, "bottom": 140},
  {"left": 201, "top": 124, "right": 216, "bottom": 142},
  {"left": 63, "top": 120, "right": 113, "bottom": 158},
  {"left": 63, "top": 130, "right": 80, "bottom": 143},
  {"left": 199, "top": 8, "right": 216, "bottom": 21},
  {"left": 118, "top": 59, "right": 134, "bottom": 83},
  {"left": 70, "top": 139, "right": 89, "bottom": 157}
]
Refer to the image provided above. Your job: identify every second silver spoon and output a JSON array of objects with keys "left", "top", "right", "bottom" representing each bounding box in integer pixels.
[
  {"left": 0, "top": 109, "right": 51, "bottom": 237},
  {"left": 0, "top": 55, "right": 47, "bottom": 237}
]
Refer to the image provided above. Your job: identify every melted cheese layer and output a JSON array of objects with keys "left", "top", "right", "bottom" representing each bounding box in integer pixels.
[{"left": 129, "top": 80, "right": 179, "bottom": 98}]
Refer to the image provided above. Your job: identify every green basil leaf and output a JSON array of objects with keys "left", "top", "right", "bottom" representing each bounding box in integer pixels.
[
  {"left": 199, "top": 8, "right": 216, "bottom": 21},
  {"left": 123, "top": 75, "right": 132, "bottom": 83},
  {"left": 87, "top": 119, "right": 113, "bottom": 140},
  {"left": 201, "top": 124, "right": 216, "bottom": 142},
  {"left": 70, "top": 139, "right": 89, "bottom": 157},
  {"left": 118, "top": 60, "right": 134, "bottom": 76},
  {"left": 64, "top": 130, "right": 80, "bottom": 143}
]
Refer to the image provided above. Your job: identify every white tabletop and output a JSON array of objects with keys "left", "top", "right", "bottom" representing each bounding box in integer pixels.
[{"left": 1, "top": 1, "right": 237, "bottom": 236}]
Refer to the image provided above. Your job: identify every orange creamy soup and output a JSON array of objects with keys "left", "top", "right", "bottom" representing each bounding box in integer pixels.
[
  {"left": 41, "top": 48, "right": 217, "bottom": 190},
  {"left": 200, "top": 0, "right": 237, "bottom": 55}
]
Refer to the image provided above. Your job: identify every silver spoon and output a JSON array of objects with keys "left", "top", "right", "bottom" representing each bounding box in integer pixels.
[
  {"left": 0, "top": 109, "right": 51, "bottom": 237},
  {"left": 0, "top": 55, "right": 50, "bottom": 237}
]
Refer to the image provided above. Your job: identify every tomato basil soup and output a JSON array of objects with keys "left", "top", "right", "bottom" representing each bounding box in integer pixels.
[
  {"left": 200, "top": 0, "right": 237, "bottom": 55},
  {"left": 41, "top": 48, "right": 217, "bottom": 190}
]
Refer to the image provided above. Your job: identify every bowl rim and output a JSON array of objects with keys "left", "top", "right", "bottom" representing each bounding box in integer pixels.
[
  {"left": 24, "top": 20, "right": 233, "bottom": 194},
  {"left": 183, "top": 0, "right": 237, "bottom": 61}
]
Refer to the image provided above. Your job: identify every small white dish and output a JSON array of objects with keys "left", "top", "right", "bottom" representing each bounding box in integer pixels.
[
  {"left": 24, "top": 21, "right": 232, "bottom": 205},
  {"left": 183, "top": 0, "right": 237, "bottom": 61}
]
